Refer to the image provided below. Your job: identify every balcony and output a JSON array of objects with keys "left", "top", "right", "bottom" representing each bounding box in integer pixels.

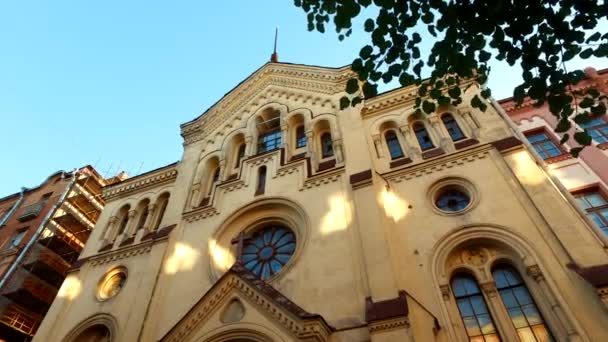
[
  {"left": 17, "top": 203, "right": 44, "bottom": 222},
  {"left": 0, "top": 302, "right": 42, "bottom": 336},
  {"left": 1, "top": 268, "right": 57, "bottom": 313},
  {"left": 22, "top": 244, "right": 70, "bottom": 288}
]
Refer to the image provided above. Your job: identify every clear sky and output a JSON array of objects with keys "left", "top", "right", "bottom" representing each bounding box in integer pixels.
[{"left": 1, "top": 1, "right": 606, "bottom": 196}]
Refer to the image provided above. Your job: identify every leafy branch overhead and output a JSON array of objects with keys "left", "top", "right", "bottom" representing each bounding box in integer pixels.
[{"left": 294, "top": 0, "right": 608, "bottom": 156}]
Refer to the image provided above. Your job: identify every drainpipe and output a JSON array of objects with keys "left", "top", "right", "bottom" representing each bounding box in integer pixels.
[
  {"left": 0, "top": 187, "right": 27, "bottom": 227},
  {"left": 0, "top": 170, "right": 78, "bottom": 291},
  {"left": 488, "top": 96, "right": 608, "bottom": 248}
]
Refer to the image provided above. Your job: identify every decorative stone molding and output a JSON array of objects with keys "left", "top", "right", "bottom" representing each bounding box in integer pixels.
[
  {"left": 181, "top": 64, "right": 354, "bottom": 146},
  {"left": 386, "top": 145, "right": 491, "bottom": 183},
  {"left": 597, "top": 287, "right": 608, "bottom": 308},
  {"left": 526, "top": 265, "right": 545, "bottom": 282},
  {"left": 88, "top": 243, "right": 153, "bottom": 267},
  {"left": 440, "top": 285, "right": 451, "bottom": 301},
  {"left": 368, "top": 316, "right": 410, "bottom": 334},
  {"left": 221, "top": 180, "right": 246, "bottom": 193},
  {"left": 183, "top": 207, "right": 220, "bottom": 223},
  {"left": 161, "top": 264, "right": 333, "bottom": 342},
  {"left": 102, "top": 166, "right": 177, "bottom": 201},
  {"left": 301, "top": 170, "right": 343, "bottom": 191},
  {"left": 480, "top": 282, "right": 498, "bottom": 298}
]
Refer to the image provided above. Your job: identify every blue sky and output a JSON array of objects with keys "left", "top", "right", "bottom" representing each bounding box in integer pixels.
[{"left": 1, "top": 1, "right": 606, "bottom": 196}]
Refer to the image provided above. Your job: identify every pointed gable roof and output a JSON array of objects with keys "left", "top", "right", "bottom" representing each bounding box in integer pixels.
[
  {"left": 179, "top": 62, "right": 353, "bottom": 146},
  {"left": 160, "top": 262, "right": 333, "bottom": 342}
]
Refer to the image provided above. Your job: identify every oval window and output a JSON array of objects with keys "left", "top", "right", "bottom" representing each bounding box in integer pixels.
[
  {"left": 97, "top": 268, "right": 127, "bottom": 301},
  {"left": 435, "top": 187, "right": 471, "bottom": 213}
]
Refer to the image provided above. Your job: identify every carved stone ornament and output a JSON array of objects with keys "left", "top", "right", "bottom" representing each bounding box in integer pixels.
[
  {"left": 461, "top": 247, "right": 488, "bottom": 267},
  {"left": 480, "top": 282, "right": 498, "bottom": 298},
  {"left": 440, "top": 285, "right": 451, "bottom": 301},
  {"left": 526, "top": 265, "right": 545, "bottom": 282}
]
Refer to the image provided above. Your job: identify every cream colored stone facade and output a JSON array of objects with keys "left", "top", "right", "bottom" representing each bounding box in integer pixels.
[{"left": 34, "top": 63, "right": 608, "bottom": 342}]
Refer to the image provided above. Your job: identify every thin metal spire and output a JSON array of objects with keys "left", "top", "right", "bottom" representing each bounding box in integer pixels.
[{"left": 271, "top": 27, "right": 279, "bottom": 62}]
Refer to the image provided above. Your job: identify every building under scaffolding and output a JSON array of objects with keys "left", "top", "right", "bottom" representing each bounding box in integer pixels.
[{"left": 0, "top": 166, "right": 122, "bottom": 341}]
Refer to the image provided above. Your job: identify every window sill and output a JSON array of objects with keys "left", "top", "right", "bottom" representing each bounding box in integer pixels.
[
  {"left": 597, "top": 142, "right": 608, "bottom": 150},
  {"left": 454, "top": 138, "right": 479, "bottom": 150},
  {"left": 318, "top": 159, "right": 336, "bottom": 172},
  {"left": 422, "top": 148, "right": 445, "bottom": 159},
  {"left": 544, "top": 154, "right": 573, "bottom": 164},
  {"left": 389, "top": 158, "right": 413, "bottom": 168}
]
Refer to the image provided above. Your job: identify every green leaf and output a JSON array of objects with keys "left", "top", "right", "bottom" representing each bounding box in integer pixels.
[
  {"left": 580, "top": 48, "right": 593, "bottom": 59},
  {"left": 351, "top": 96, "right": 363, "bottom": 107},
  {"left": 422, "top": 100, "right": 436, "bottom": 114},
  {"left": 586, "top": 32, "right": 601, "bottom": 43},
  {"left": 412, "top": 32, "right": 421, "bottom": 43},
  {"left": 579, "top": 97, "right": 594, "bottom": 108},
  {"left": 364, "top": 19, "right": 374, "bottom": 32},
  {"left": 574, "top": 131, "right": 592, "bottom": 146},
  {"left": 340, "top": 96, "right": 351, "bottom": 110},
  {"left": 560, "top": 133, "right": 570, "bottom": 144},
  {"left": 360, "top": 45, "right": 373, "bottom": 59},
  {"left": 346, "top": 78, "right": 359, "bottom": 94},
  {"left": 555, "top": 119, "right": 571, "bottom": 133},
  {"left": 448, "top": 86, "right": 461, "bottom": 99},
  {"left": 570, "top": 147, "right": 583, "bottom": 157}
]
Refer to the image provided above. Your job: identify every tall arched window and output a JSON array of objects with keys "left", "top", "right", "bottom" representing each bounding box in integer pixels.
[
  {"left": 492, "top": 266, "right": 553, "bottom": 341},
  {"left": 385, "top": 130, "right": 404, "bottom": 160},
  {"left": 442, "top": 114, "right": 465, "bottom": 141},
  {"left": 413, "top": 122, "right": 434, "bottom": 151},
  {"left": 236, "top": 144, "right": 246, "bottom": 167},
  {"left": 255, "top": 166, "right": 267, "bottom": 195},
  {"left": 295, "top": 125, "right": 307, "bottom": 148},
  {"left": 135, "top": 204, "right": 149, "bottom": 230},
  {"left": 451, "top": 274, "right": 500, "bottom": 341},
  {"left": 116, "top": 205, "right": 130, "bottom": 236},
  {"left": 208, "top": 167, "right": 220, "bottom": 195},
  {"left": 320, "top": 132, "right": 334, "bottom": 158}
]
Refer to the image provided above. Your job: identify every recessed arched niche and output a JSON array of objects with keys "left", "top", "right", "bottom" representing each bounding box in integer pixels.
[{"left": 220, "top": 298, "right": 246, "bottom": 323}]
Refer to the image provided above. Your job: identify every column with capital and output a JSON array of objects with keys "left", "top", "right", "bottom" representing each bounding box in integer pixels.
[
  {"left": 101, "top": 215, "right": 119, "bottom": 245},
  {"left": 332, "top": 138, "right": 344, "bottom": 163},
  {"left": 372, "top": 134, "right": 383, "bottom": 159},
  {"left": 305, "top": 130, "right": 317, "bottom": 171},
  {"left": 121, "top": 210, "right": 138, "bottom": 241},
  {"left": 526, "top": 265, "right": 578, "bottom": 340},
  {"left": 429, "top": 115, "right": 451, "bottom": 151},
  {"left": 281, "top": 123, "right": 290, "bottom": 160},
  {"left": 142, "top": 203, "right": 157, "bottom": 233},
  {"left": 461, "top": 110, "right": 480, "bottom": 139},
  {"left": 399, "top": 125, "right": 421, "bottom": 161},
  {"left": 218, "top": 158, "right": 227, "bottom": 181},
  {"left": 245, "top": 134, "right": 255, "bottom": 157},
  {"left": 480, "top": 281, "right": 521, "bottom": 341}
]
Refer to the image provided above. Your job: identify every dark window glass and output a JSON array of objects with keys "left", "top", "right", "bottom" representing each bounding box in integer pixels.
[
  {"left": 236, "top": 144, "right": 246, "bottom": 167},
  {"left": 526, "top": 132, "right": 562, "bottom": 159},
  {"left": 451, "top": 274, "right": 501, "bottom": 342},
  {"left": 385, "top": 130, "right": 404, "bottom": 160},
  {"left": 436, "top": 189, "right": 471, "bottom": 212},
  {"left": 295, "top": 125, "right": 307, "bottom": 148},
  {"left": 257, "top": 130, "right": 282, "bottom": 153},
  {"left": 574, "top": 190, "right": 608, "bottom": 235},
  {"left": 413, "top": 122, "right": 434, "bottom": 150},
  {"left": 493, "top": 266, "right": 553, "bottom": 342},
  {"left": 154, "top": 197, "right": 169, "bottom": 230},
  {"left": 442, "top": 114, "right": 466, "bottom": 141},
  {"left": 580, "top": 118, "right": 608, "bottom": 144},
  {"left": 117, "top": 215, "right": 129, "bottom": 235},
  {"left": 136, "top": 206, "right": 148, "bottom": 230},
  {"left": 256, "top": 167, "right": 267, "bottom": 195},
  {"left": 321, "top": 132, "right": 334, "bottom": 158},
  {"left": 242, "top": 226, "right": 296, "bottom": 280}
]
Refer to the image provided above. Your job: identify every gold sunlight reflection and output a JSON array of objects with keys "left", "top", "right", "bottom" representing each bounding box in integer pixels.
[
  {"left": 320, "top": 193, "right": 353, "bottom": 235},
  {"left": 57, "top": 275, "right": 81, "bottom": 300},
  {"left": 209, "top": 239, "right": 234, "bottom": 272},
  {"left": 164, "top": 242, "right": 200, "bottom": 275},
  {"left": 510, "top": 150, "right": 543, "bottom": 186},
  {"left": 379, "top": 188, "right": 408, "bottom": 222}
]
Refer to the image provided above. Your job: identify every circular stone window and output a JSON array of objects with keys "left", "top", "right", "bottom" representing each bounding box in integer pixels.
[
  {"left": 242, "top": 226, "right": 296, "bottom": 280},
  {"left": 430, "top": 178, "right": 477, "bottom": 215},
  {"left": 97, "top": 267, "right": 127, "bottom": 301}
]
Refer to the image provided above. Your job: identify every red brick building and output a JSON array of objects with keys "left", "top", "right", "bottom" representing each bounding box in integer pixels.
[{"left": 0, "top": 166, "right": 118, "bottom": 341}]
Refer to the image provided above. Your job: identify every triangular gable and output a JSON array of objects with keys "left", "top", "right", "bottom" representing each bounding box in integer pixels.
[
  {"left": 160, "top": 263, "right": 333, "bottom": 342},
  {"left": 180, "top": 62, "right": 353, "bottom": 145}
]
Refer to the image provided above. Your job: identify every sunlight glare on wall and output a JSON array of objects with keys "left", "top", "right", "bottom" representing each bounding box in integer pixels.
[
  {"left": 209, "top": 239, "right": 235, "bottom": 272},
  {"left": 164, "top": 242, "right": 200, "bottom": 275},
  {"left": 379, "top": 188, "right": 408, "bottom": 222},
  {"left": 509, "top": 150, "right": 544, "bottom": 186},
  {"left": 57, "top": 275, "right": 81, "bottom": 300},
  {"left": 320, "top": 193, "right": 352, "bottom": 235}
]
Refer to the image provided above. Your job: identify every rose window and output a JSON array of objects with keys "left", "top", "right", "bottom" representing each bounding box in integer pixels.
[{"left": 242, "top": 226, "right": 296, "bottom": 280}]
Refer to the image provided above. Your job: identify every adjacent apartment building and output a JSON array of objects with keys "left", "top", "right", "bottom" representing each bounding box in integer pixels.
[
  {"left": 500, "top": 66, "right": 608, "bottom": 236},
  {"left": 0, "top": 166, "right": 117, "bottom": 341},
  {"left": 33, "top": 62, "right": 608, "bottom": 342}
]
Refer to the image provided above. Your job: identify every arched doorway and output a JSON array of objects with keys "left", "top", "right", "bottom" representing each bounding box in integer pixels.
[{"left": 68, "top": 324, "right": 110, "bottom": 342}]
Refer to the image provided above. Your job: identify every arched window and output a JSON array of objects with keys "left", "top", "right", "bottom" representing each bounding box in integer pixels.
[
  {"left": 69, "top": 324, "right": 111, "bottom": 342},
  {"left": 255, "top": 166, "right": 267, "bottom": 195},
  {"left": 413, "top": 122, "right": 434, "bottom": 151},
  {"left": 451, "top": 274, "right": 500, "bottom": 341},
  {"left": 385, "top": 130, "right": 404, "bottom": 160},
  {"left": 236, "top": 144, "right": 246, "bottom": 168},
  {"left": 116, "top": 206, "right": 130, "bottom": 236},
  {"left": 295, "top": 125, "right": 307, "bottom": 148},
  {"left": 442, "top": 114, "right": 465, "bottom": 141},
  {"left": 320, "top": 132, "right": 334, "bottom": 158},
  {"left": 492, "top": 266, "right": 553, "bottom": 341},
  {"left": 241, "top": 226, "right": 296, "bottom": 280},
  {"left": 208, "top": 167, "right": 220, "bottom": 195}
]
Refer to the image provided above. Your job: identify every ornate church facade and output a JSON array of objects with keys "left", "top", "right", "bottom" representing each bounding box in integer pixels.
[{"left": 33, "top": 62, "right": 608, "bottom": 342}]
